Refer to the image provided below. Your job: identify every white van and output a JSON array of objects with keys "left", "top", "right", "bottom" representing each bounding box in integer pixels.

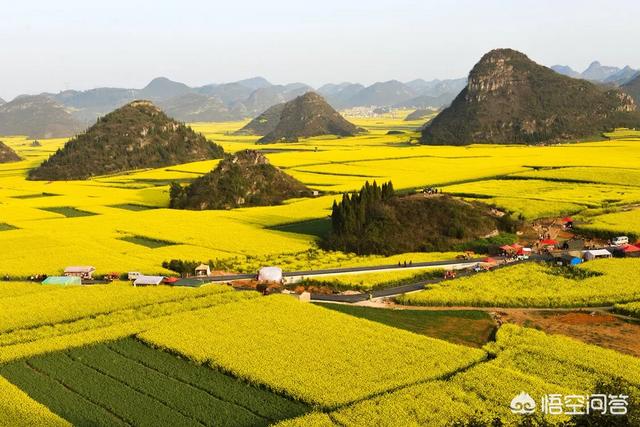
[{"left": 612, "top": 236, "right": 629, "bottom": 246}]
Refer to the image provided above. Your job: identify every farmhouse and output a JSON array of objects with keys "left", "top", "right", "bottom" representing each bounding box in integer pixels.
[
  {"left": 195, "top": 264, "right": 211, "bottom": 277},
  {"left": 583, "top": 249, "right": 612, "bottom": 261},
  {"left": 42, "top": 276, "right": 81, "bottom": 285},
  {"left": 64, "top": 266, "right": 95, "bottom": 280},
  {"left": 133, "top": 275, "right": 164, "bottom": 287}
]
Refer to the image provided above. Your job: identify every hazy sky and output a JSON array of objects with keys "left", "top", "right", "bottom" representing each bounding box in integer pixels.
[{"left": 1, "top": 0, "right": 638, "bottom": 100}]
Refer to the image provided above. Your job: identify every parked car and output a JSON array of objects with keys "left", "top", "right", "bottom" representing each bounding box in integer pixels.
[{"left": 612, "top": 236, "right": 629, "bottom": 246}]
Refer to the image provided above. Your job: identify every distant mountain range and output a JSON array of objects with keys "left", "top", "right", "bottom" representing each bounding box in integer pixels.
[
  {"left": 1, "top": 76, "right": 467, "bottom": 137},
  {"left": 551, "top": 62, "right": 639, "bottom": 85},
  {"left": 316, "top": 79, "right": 466, "bottom": 110},
  {"left": 2, "top": 57, "right": 637, "bottom": 140},
  {"left": 0, "top": 95, "right": 83, "bottom": 138}
]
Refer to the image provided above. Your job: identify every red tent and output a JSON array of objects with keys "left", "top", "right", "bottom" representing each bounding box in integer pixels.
[
  {"left": 483, "top": 257, "right": 498, "bottom": 264},
  {"left": 163, "top": 277, "right": 179, "bottom": 284},
  {"left": 499, "top": 245, "right": 514, "bottom": 252},
  {"left": 540, "top": 239, "right": 558, "bottom": 246},
  {"left": 622, "top": 244, "right": 640, "bottom": 253},
  {"left": 510, "top": 244, "right": 524, "bottom": 251},
  {"left": 562, "top": 217, "right": 574, "bottom": 223}
]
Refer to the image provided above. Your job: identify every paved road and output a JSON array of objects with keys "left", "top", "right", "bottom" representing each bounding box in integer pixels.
[
  {"left": 201, "top": 247, "right": 617, "bottom": 303},
  {"left": 310, "top": 258, "right": 528, "bottom": 303},
  {"left": 201, "top": 257, "right": 489, "bottom": 285}
]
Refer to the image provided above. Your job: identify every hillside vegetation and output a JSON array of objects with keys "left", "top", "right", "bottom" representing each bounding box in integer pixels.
[
  {"left": 170, "top": 150, "right": 311, "bottom": 210},
  {"left": 0, "top": 141, "right": 20, "bottom": 163},
  {"left": 623, "top": 73, "right": 640, "bottom": 105},
  {"left": 422, "top": 49, "right": 640, "bottom": 145},
  {"left": 234, "top": 103, "right": 285, "bottom": 135},
  {"left": 257, "top": 92, "right": 360, "bottom": 143},
  {"left": 323, "top": 181, "right": 515, "bottom": 255},
  {"left": 28, "top": 101, "right": 223, "bottom": 180}
]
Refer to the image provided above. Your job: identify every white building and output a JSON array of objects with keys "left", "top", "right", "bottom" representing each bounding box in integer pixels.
[
  {"left": 583, "top": 249, "right": 612, "bottom": 261},
  {"left": 133, "top": 275, "right": 164, "bottom": 286},
  {"left": 64, "top": 266, "right": 96, "bottom": 280},
  {"left": 195, "top": 264, "right": 211, "bottom": 277}
]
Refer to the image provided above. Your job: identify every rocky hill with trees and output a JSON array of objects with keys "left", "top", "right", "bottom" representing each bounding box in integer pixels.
[
  {"left": 234, "top": 103, "right": 285, "bottom": 135},
  {"left": 28, "top": 101, "right": 223, "bottom": 180},
  {"left": 169, "top": 150, "right": 311, "bottom": 210},
  {"left": 622, "top": 73, "right": 640, "bottom": 106},
  {"left": 323, "top": 181, "right": 518, "bottom": 255},
  {"left": 0, "top": 142, "right": 20, "bottom": 163},
  {"left": 421, "top": 49, "right": 640, "bottom": 146},
  {"left": 257, "top": 93, "right": 360, "bottom": 143}
]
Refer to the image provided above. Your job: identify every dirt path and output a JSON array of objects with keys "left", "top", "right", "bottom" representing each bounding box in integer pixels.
[
  {"left": 349, "top": 300, "right": 640, "bottom": 358},
  {"left": 498, "top": 309, "right": 640, "bottom": 358}
]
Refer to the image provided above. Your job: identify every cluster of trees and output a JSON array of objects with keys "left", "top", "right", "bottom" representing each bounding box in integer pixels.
[
  {"left": 162, "top": 259, "right": 211, "bottom": 276},
  {"left": 324, "top": 180, "right": 514, "bottom": 255},
  {"left": 329, "top": 181, "right": 395, "bottom": 237}
]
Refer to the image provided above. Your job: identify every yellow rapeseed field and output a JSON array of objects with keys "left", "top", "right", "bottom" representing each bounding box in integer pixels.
[
  {"left": 139, "top": 295, "right": 487, "bottom": 409},
  {"left": 1, "top": 124, "right": 639, "bottom": 277},
  {"left": 398, "top": 258, "right": 640, "bottom": 307},
  {"left": 0, "top": 376, "right": 70, "bottom": 427}
]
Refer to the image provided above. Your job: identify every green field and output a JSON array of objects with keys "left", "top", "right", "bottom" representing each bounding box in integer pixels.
[
  {"left": 317, "top": 304, "right": 496, "bottom": 347},
  {"left": 0, "top": 338, "right": 310, "bottom": 427}
]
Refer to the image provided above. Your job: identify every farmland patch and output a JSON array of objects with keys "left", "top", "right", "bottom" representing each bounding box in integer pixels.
[
  {"left": 0, "top": 338, "right": 310, "bottom": 426},
  {"left": 11, "top": 192, "right": 58, "bottom": 199},
  {"left": 318, "top": 304, "right": 496, "bottom": 347},
  {"left": 39, "top": 207, "right": 97, "bottom": 218},
  {"left": 268, "top": 218, "right": 331, "bottom": 238},
  {"left": 139, "top": 295, "right": 487, "bottom": 409},
  {"left": 118, "top": 235, "right": 176, "bottom": 249},
  {"left": 109, "top": 203, "right": 157, "bottom": 212}
]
